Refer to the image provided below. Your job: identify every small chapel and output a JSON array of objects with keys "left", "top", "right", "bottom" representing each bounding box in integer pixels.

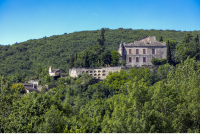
[{"left": 118, "top": 36, "right": 167, "bottom": 67}]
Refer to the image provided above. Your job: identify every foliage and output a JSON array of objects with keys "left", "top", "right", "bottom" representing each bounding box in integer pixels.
[
  {"left": 97, "top": 28, "right": 106, "bottom": 47},
  {"left": 11, "top": 83, "right": 26, "bottom": 93},
  {"left": 1, "top": 29, "right": 200, "bottom": 78},
  {"left": 111, "top": 51, "right": 120, "bottom": 66},
  {"left": 1, "top": 58, "right": 200, "bottom": 132},
  {"left": 176, "top": 34, "right": 200, "bottom": 63},
  {"left": 1, "top": 29, "right": 200, "bottom": 133},
  {"left": 151, "top": 58, "right": 167, "bottom": 65},
  {"left": 167, "top": 40, "right": 172, "bottom": 64}
]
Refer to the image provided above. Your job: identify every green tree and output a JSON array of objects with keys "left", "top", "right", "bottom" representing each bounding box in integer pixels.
[
  {"left": 69, "top": 55, "right": 75, "bottom": 68},
  {"left": 97, "top": 28, "right": 106, "bottom": 47},
  {"left": 151, "top": 58, "right": 167, "bottom": 65},
  {"left": 194, "top": 34, "right": 199, "bottom": 43},
  {"left": 183, "top": 33, "right": 193, "bottom": 43},
  {"left": 111, "top": 51, "right": 120, "bottom": 66},
  {"left": 167, "top": 40, "right": 172, "bottom": 64},
  {"left": 11, "top": 83, "right": 26, "bottom": 93},
  {"left": 159, "top": 36, "right": 163, "bottom": 42},
  {"left": 38, "top": 105, "right": 66, "bottom": 133}
]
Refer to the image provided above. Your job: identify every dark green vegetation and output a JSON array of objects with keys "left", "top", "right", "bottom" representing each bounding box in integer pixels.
[
  {"left": 69, "top": 29, "right": 119, "bottom": 68},
  {"left": 1, "top": 58, "right": 200, "bottom": 132},
  {"left": 0, "top": 28, "right": 200, "bottom": 78},
  {"left": 1, "top": 29, "right": 200, "bottom": 132}
]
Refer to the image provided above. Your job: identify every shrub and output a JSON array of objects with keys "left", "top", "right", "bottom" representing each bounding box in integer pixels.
[{"left": 151, "top": 58, "right": 167, "bottom": 65}]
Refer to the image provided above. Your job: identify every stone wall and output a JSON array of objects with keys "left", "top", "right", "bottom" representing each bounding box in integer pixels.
[
  {"left": 69, "top": 66, "right": 122, "bottom": 79},
  {"left": 125, "top": 46, "right": 167, "bottom": 67},
  {"left": 119, "top": 36, "right": 167, "bottom": 67},
  {"left": 28, "top": 80, "right": 39, "bottom": 86}
]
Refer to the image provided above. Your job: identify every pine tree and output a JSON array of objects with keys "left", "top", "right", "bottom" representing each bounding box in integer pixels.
[
  {"left": 74, "top": 53, "right": 77, "bottom": 67},
  {"left": 97, "top": 28, "right": 106, "bottom": 47},
  {"left": 167, "top": 40, "right": 172, "bottom": 64},
  {"left": 69, "top": 55, "right": 75, "bottom": 68},
  {"left": 83, "top": 54, "right": 89, "bottom": 67},
  {"left": 195, "top": 34, "right": 199, "bottom": 43},
  {"left": 85, "top": 53, "right": 89, "bottom": 67},
  {"left": 183, "top": 33, "right": 193, "bottom": 43},
  {"left": 159, "top": 36, "right": 163, "bottom": 42},
  {"left": 84, "top": 56, "right": 87, "bottom": 67}
]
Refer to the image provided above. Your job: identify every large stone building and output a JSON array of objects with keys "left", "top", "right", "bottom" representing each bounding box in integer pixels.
[
  {"left": 69, "top": 36, "right": 166, "bottom": 79},
  {"left": 69, "top": 66, "right": 122, "bottom": 79},
  {"left": 118, "top": 36, "right": 167, "bottom": 67}
]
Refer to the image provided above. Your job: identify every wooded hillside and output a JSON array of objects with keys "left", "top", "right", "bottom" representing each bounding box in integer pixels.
[{"left": 0, "top": 28, "right": 200, "bottom": 77}]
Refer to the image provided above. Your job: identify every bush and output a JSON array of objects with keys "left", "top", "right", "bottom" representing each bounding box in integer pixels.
[
  {"left": 11, "top": 83, "right": 26, "bottom": 93},
  {"left": 151, "top": 58, "right": 167, "bottom": 65}
]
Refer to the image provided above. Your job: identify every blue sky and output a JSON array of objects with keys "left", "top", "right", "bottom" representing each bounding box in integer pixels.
[{"left": 0, "top": 0, "right": 200, "bottom": 45}]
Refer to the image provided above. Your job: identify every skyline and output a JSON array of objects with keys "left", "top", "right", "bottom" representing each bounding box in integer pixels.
[{"left": 0, "top": 0, "right": 200, "bottom": 45}]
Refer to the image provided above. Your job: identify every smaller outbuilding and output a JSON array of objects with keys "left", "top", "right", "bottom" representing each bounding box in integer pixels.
[
  {"left": 49, "top": 66, "right": 66, "bottom": 76},
  {"left": 22, "top": 83, "right": 39, "bottom": 93},
  {"left": 49, "top": 66, "right": 66, "bottom": 80}
]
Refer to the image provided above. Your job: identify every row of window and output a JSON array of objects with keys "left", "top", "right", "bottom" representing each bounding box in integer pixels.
[
  {"left": 82, "top": 70, "right": 105, "bottom": 73},
  {"left": 129, "top": 49, "right": 155, "bottom": 54},
  {"left": 129, "top": 57, "right": 146, "bottom": 62},
  {"left": 89, "top": 74, "right": 106, "bottom": 76}
]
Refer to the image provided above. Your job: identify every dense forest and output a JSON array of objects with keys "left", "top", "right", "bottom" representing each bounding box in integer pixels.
[
  {"left": 0, "top": 28, "right": 200, "bottom": 78},
  {"left": 1, "top": 28, "right": 200, "bottom": 132},
  {"left": 1, "top": 58, "right": 200, "bottom": 133}
]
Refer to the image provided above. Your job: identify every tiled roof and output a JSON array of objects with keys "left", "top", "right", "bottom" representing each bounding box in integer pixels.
[
  {"left": 124, "top": 41, "right": 166, "bottom": 47},
  {"left": 22, "top": 83, "right": 39, "bottom": 93},
  {"left": 51, "top": 69, "right": 66, "bottom": 73},
  {"left": 124, "top": 36, "right": 166, "bottom": 47}
]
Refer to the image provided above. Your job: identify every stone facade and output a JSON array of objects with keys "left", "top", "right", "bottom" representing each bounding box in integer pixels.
[
  {"left": 118, "top": 36, "right": 167, "bottom": 67},
  {"left": 69, "top": 36, "right": 166, "bottom": 79},
  {"left": 28, "top": 80, "right": 39, "bottom": 86},
  {"left": 49, "top": 66, "right": 66, "bottom": 76},
  {"left": 69, "top": 66, "right": 122, "bottom": 79}
]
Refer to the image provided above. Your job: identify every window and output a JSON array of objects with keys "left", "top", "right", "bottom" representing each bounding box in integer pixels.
[
  {"left": 152, "top": 49, "right": 155, "bottom": 54},
  {"left": 129, "top": 57, "right": 132, "bottom": 62},
  {"left": 143, "top": 49, "right": 146, "bottom": 54},
  {"left": 143, "top": 57, "right": 146, "bottom": 62},
  {"left": 136, "top": 49, "right": 139, "bottom": 54},
  {"left": 129, "top": 49, "right": 132, "bottom": 54},
  {"left": 136, "top": 57, "right": 139, "bottom": 62}
]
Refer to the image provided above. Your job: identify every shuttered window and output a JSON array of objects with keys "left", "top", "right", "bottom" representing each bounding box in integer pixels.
[
  {"left": 129, "top": 49, "right": 132, "bottom": 54},
  {"left": 136, "top": 57, "right": 139, "bottom": 62},
  {"left": 136, "top": 49, "right": 139, "bottom": 54},
  {"left": 143, "top": 57, "right": 146, "bottom": 62},
  {"left": 152, "top": 49, "right": 155, "bottom": 54},
  {"left": 129, "top": 57, "right": 132, "bottom": 62},
  {"left": 143, "top": 49, "right": 146, "bottom": 54}
]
